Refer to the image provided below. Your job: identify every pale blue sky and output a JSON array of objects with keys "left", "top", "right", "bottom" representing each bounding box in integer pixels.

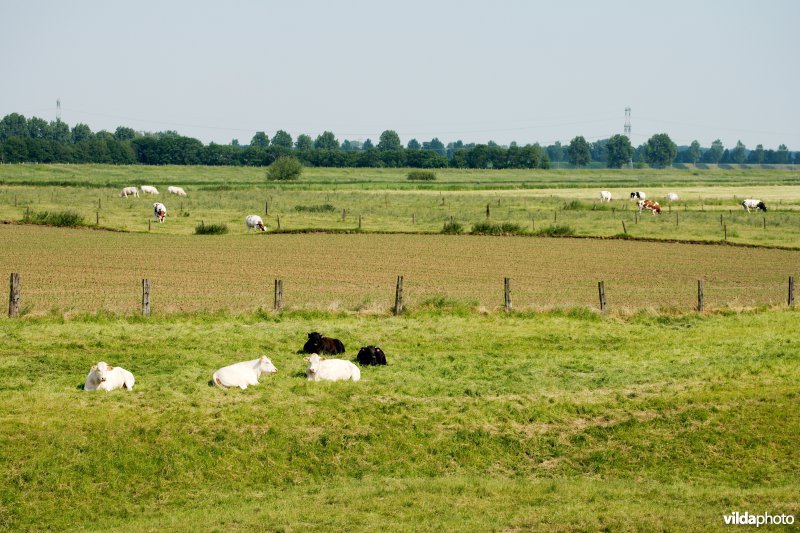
[{"left": 2, "top": 0, "right": 798, "bottom": 149}]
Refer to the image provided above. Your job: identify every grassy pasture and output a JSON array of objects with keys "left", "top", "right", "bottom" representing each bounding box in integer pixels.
[
  {"left": 1, "top": 164, "right": 800, "bottom": 246},
  {"left": 0, "top": 310, "right": 798, "bottom": 530},
  {"left": 1, "top": 224, "right": 798, "bottom": 315}
]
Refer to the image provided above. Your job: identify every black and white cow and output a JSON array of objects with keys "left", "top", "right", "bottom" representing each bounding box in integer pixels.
[
  {"left": 630, "top": 191, "right": 646, "bottom": 201},
  {"left": 741, "top": 199, "right": 767, "bottom": 212}
]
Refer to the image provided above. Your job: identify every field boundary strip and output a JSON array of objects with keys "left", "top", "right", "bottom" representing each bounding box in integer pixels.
[{"left": 5, "top": 219, "right": 796, "bottom": 252}]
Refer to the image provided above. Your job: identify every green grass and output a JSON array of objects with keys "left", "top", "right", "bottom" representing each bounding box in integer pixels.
[
  {"left": 1, "top": 164, "right": 799, "bottom": 246},
  {"left": 0, "top": 309, "right": 797, "bottom": 530}
]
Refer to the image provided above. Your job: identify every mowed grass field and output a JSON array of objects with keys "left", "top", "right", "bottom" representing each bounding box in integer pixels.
[
  {"left": 0, "top": 311, "right": 798, "bottom": 530},
  {"left": 1, "top": 164, "right": 800, "bottom": 246},
  {"left": 1, "top": 224, "right": 798, "bottom": 314}
]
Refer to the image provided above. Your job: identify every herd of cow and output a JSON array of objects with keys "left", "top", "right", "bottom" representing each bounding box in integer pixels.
[
  {"left": 119, "top": 184, "right": 269, "bottom": 230},
  {"left": 600, "top": 190, "right": 768, "bottom": 215},
  {"left": 83, "top": 332, "right": 386, "bottom": 391}
]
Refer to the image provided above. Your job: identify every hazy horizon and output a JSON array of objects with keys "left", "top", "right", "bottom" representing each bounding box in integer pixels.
[{"left": 2, "top": 0, "right": 798, "bottom": 150}]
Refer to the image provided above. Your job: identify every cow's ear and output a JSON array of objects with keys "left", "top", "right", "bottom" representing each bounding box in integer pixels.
[
  {"left": 91, "top": 365, "right": 97, "bottom": 371},
  {"left": 303, "top": 357, "right": 309, "bottom": 363},
  {"left": 107, "top": 366, "right": 114, "bottom": 370},
  {"left": 320, "top": 356, "right": 326, "bottom": 361}
]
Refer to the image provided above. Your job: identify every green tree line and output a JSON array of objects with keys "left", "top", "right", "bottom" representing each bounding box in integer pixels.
[{"left": 0, "top": 113, "right": 796, "bottom": 168}]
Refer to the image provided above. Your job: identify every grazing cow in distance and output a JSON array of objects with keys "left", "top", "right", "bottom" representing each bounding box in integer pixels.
[
  {"left": 599, "top": 191, "right": 612, "bottom": 203},
  {"left": 140, "top": 185, "right": 159, "bottom": 195},
  {"left": 212, "top": 356, "right": 278, "bottom": 389},
  {"left": 168, "top": 186, "right": 187, "bottom": 197},
  {"left": 741, "top": 199, "right": 767, "bottom": 212},
  {"left": 637, "top": 199, "right": 662, "bottom": 215},
  {"left": 666, "top": 192, "right": 680, "bottom": 202},
  {"left": 303, "top": 332, "right": 345, "bottom": 354},
  {"left": 153, "top": 202, "right": 167, "bottom": 222},
  {"left": 305, "top": 353, "right": 361, "bottom": 382},
  {"left": 245, "top": 214, "right": 267, "bottom": 232},
  {"left": 630, "top": 191, "right": 646, "bottom": 201},
  {"left": 84, "top": 361, "right": 135, "bottom": 391},
  {"left": 357, "top": 346, "right": 387, "bottom": 366},
  {"left": 119, "top": 186, "right": 139, "bottom": 198}
]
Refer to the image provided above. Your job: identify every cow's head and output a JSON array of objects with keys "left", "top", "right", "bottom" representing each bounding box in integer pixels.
[
  {"left": 304, "top": 353, "right": 324, "bottom": 375},
  {"left": 94, "top": 361, "right": 113, "bottom": 383},
  {"left": 758, "top": 202, "right": 767, "bottom": 212},
  {"left": 258, "top": 355, "right": 278, "bottom": 375},
  {"left": 257, "top": 222, "right": 266, "bottom": 231},
  {"left": 630, "top": 192, "right": 638, "bottom": 199}
]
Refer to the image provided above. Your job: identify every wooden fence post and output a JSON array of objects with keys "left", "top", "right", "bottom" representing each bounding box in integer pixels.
[
  {"left": 486, "top": 204, "right": 490, "bottom": 218},
  {"left": 763, "top": 217, "right": 766, "bottom": 229},
  {"left": 676, "top": 213, "right": 679, "bottom": 227},
  {"left": 96, "top": 212, "right": 99, "bottom": 225},
  {"left": 789, "top": 276, "right": 795, "bottom": 307},
  {"left": 503, "top": 277, "right": 512, "bottom": 312},
  {"left": 622, "top": 220, "right": 627, "bottom": 234},
  {"left": 724, "top": 224, "right": 727, "bottom": 241},
  {"left": 394, "top": 275, "right": 404, "bottom": 315},
  {"left": 358, "top": 213, "right": 362, "bottom": 230},
  {"left": 598, "top": 281, "right": 607, "bottom": 312},
  {"left": 274, "top": 279, "right": 283, "bottom": 312},
  {"left": 635, "top": 211, "right": 639, "bottom": 224},
  {"left": 719, "top": 213, "right": 723, "bottom": 227},
  {"left": 142, "top": 279, "right": 151, "bottom": 317},
  {"left": 8, "top": 273, "right": 20, "bottom": 318},
  {"left": 342, "top": 208, "right": 346, "bottom": 222},
  {"left": 412, "top": 213, "right": 416, "bottom": 224},
  {"left": 148, "top": 219, "right": 151, "bottom": 231},
  {"left": 697, "top": 280, "right": 704, "bottom": 312},
  {"left": 265, "top": 200, "right": 269, "bottom": 215},
  {"left": 277, "top": 214, "right": 281, "bottom": 230}
]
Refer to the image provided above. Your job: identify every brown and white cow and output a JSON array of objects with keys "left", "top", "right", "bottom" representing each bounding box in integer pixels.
[
  {"left": 153, "top": 202, "right": 167, "bottom": 223},
  {"left": 637, "top": 199, "right": 661, "bottom": 215}
]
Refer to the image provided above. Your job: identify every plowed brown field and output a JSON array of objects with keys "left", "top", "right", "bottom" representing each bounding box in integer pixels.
[{"left": 1, "top": 224, "right": 797, "bottom": 314}]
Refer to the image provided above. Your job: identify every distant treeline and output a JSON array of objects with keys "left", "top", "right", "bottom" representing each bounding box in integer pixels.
[{"left": 0, "top": 112, "right": 796, "bottom": 169}]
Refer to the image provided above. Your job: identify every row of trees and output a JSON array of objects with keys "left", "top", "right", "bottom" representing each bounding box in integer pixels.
[{"left": 0, "top": 112, "right": 796, "bottom": 169}]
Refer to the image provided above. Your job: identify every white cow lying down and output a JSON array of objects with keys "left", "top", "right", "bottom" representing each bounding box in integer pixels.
[
  {"left": 305, "top": 353, "right": 361, "bottom": 382},
  {"left": 213, "top": 356, "right": 278, "bottom": 389},
  {"left": 84, "top": 361, "right": 135, "bottom": 391}
]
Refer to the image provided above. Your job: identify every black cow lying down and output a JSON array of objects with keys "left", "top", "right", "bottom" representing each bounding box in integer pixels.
[
  {"left": 303, "top": 332, "right": 345, "bottom": 355},
  {"left": 357, "top": 346, "right": 387, "bottom": 366}
]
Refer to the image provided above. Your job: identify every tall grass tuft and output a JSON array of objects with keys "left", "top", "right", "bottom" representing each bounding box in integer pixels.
[
  {"left": 294, "top": 204, "right": 337, "bottom": 213},
  {"left": 471, "top": 221, "right": 527, "bottom": 235},
  {"left": 22, "top": 210, "right": 85, "bottom": 227},
  {"left": 442, "top": 220, "right": 464, "bottom": 234},
  {"left": 407, "top": 170, "right": 437, "bottom": 181},
  {"left": 194, "top": 222, "right": 228, "bottom": 235},
  {"left": 534, "top": 224, "right": 575, "bottom": 236}
]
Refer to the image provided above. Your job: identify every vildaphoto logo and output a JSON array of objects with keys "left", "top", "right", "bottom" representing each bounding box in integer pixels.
[{"left": 723, "top": 511, "right": 795, "bottom": 527}]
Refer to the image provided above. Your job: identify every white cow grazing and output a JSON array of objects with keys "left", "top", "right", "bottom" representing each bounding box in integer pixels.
[
  {"left": 168, "top": 186, "right": 187, "bottom": 197},
  {"left": 666, "top": 192, "right": 679, "bottom": 202},
  {"left": 153, "top": 202, "right": 167, "bottom": 222},
  {"left": 140, "top": 185, "right": 160, "bottom": 195},
  {"left": 84, "top": 361, "right": 135, "bottom": 391},
  {"left": 305, "top": 353, "right": 361, "bottom": 382},
  {"left": 245, "top": 214, "right": 267, "bottom": 232},
  {"left": 119, "top": 186, "right": 139, "bottom": 198},
  {"left": 212, "top": 356, "right": 278, "bottom": 389},
  {"left": 599, "top": 191, "right": 612, "bottom": 202}
]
